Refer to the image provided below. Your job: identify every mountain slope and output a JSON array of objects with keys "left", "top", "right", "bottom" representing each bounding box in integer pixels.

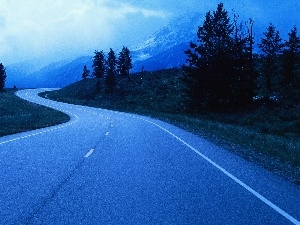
[
  {"left": 6, "top": 56, "right": 92, "bottom": 88},
  {"left": 28, "top": 56, "right": 93, "bottom": 88},
  {"left": 6, "top": 58, "right": 52, "bottom": 88},
  {"left": 133, "top": 42, "right": 190, "bottom": 72},
  {"left": 131, "top": 13, "right": 201, "bottom": 72},
  {"left": 6, "top": 14, "right": 202, "bottom": 87}
]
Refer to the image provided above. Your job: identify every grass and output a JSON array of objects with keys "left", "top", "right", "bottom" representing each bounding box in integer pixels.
[
  {"left": 0, "top": 89, "right": 70, "bottom": 137},
  {"left": 41, "top": 68, "right": 300, "bottom": 185}
]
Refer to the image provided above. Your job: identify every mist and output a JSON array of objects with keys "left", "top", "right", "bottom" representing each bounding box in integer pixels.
[{"left": 0, "top": 0, "right": 299, "bottom": 66}]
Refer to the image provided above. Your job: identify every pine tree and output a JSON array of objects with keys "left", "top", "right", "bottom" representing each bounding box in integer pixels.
[
  {"left": 184, "top": 3, "right": 253, "bottom": 110},
  {"left": 105, "top": 48, "right": 117, "bottom": 93},
  {"left": 0, "top": 63, "right": 6, "bottom": 91},
  {"left": 183, "top": 11, "right": 212, "bottom": 109},
  {"left": 245, "top": 18, "right": 256, "bottom": 104},
  {"left": 232, "top": 17, "right": 255, "bottom": 106},
  {"left": 92, "top": 50, "right": 106, "bottom": 91},
  {"left": 282, "top": 26, "right": 300, "bottom": 89},
  {"left": 117, "top": 46, "right": 133, "bottom": 81},
  {"left": 258, "top": 23, "right": 283, "bottom": 97},
  {"left": 82, "top": 65, "right": 90, "bottom": 79},
  {"left": 281, "top": 26, "right": 300, "bottom": 105},
  {"left": 92, "top": 50, "right": 105, "bottom": 78}
]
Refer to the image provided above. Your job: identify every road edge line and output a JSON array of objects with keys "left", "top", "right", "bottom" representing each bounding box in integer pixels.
[{"left": 140, "top": 117, "right": 300, "bottom": 225}]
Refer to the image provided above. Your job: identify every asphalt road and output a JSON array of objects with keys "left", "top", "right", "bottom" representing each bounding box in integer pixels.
[{"left": 0, "top": 88, "right": 299, "bottom": 224}]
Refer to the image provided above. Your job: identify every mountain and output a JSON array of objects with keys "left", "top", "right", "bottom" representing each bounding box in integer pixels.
[
  {"left": 132, "top": 42, "right": 189, "bottom": 72},
  {"left": 130, "top": 13, "right": 201, "bottom": 72},
  {"left": 6, "top": 13, "right": 199, "bottom": 88},
  {"left": 5, "top": 9, "right": 298, "bottom": 88},
  {"left": 27, "top": 56, "right": 93, "bottom": 88},
  {"left": 6, "top": 58, "right": 53, "bottom": 88},
  {"left": 6, "top": 56, "right": 92, "bottom": 88}
]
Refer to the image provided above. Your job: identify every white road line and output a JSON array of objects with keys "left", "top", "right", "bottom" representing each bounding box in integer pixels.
[
  {"left": 0, "top": 91, "right": 79, "bottom": 146},
  {"left": 6, "top": 90, "right": 114, "bottom": 146},
  {"left": 84, "top": 149, "right": 94, "bottom": 158},
  {"left": 136, "top": 117, "right": 300, "bottom": 225},
  {"left": 0, "top": 112, "right": 79, "bottom": 145},
  {"left": 11, "top": 90, "right": 299, "bottom": 223}
]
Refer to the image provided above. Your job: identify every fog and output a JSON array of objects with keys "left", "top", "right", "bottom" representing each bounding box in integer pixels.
[{"left": 0, "top": 0, "right": 299, "bottom": 65}]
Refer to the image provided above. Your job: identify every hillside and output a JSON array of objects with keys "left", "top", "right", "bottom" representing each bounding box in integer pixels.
[
  {"left": 43, "top": 68, "right": 300, "bottom": 185},
  {"left": 44, "top": 68, "right": 187, "bottom": 113},
  {"left": 5, "top": 58, "right": 52, "bottom": 88},
  {"left": 130, "top": 13, "right": 201, "bottom": 72},
  {"left": 6, "top": 56, "right": 92, "bottom": 88},
  {"left": 28, "top": 56, "right": 93, "bottom": 88}
]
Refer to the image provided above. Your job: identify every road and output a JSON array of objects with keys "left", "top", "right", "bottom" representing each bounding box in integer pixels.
[{"left": 0, "top": 88, "right": 299, "bottom": 224}]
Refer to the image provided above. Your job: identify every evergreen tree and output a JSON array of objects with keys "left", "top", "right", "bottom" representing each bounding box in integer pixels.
[
  {"left": 231, "top": 17, "right": 255, "bottom": 106},
  {"left": 105, "top": 48, "right": 117, "bottom": 93},
  {"left": 82, "top": 65, "right": 90, "bottom": 79},
  {"left": 0, "top": 63, "right": 6, "bottom": 91},
  {"left": 92, "top": 50, "right": 106, "bottom": 91},
  {"left": 92, "top": 50, "right": 105, "bottom": 78},
  {"left": 117, "top": 46, "right": 133, "bottom": 81},
  {"left": 184, "top": 3, "right": 254, "bottom": 110},
  {"left": 258, "top": 23, "right": 283, "bottom": 97},
  {"left": 282, "top": 26, "right": 300, "bottom": 90}
]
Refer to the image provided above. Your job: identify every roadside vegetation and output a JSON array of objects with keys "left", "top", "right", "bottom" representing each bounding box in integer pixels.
[
  {"left": 40, "top": 3, "right": 300, "bottom": 184},
  {"left": 41, "top": 68, "right": 300, "bottom": 185},
  {"left": 0, "top": 89, "right": 70, "bottom": 137},
  {"left": 2, "top": 3, "right": 299, "bottom": 185}
]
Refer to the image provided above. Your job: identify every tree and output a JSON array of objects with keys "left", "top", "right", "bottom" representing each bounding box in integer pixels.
[
  {"left": 92, "top": 50, "right": 106, "bottom": 78},
  {"left": 282, "top": 26, "right": 300, "bottom": 90},
  {"left": 281, "top": 26, "right": 300, "bottom": 104},
  {"left": 241, "top": 18, "right": 256, "bottom": 105},
  {"left": 184, "top": 4, "right": 233, "bottom": 109},
  {"left": 117, "top": 46, "right": 133, "bottom": 81},
  {"left": 92, "top": 50, "right": 106, "bottom": 91},
  {"left": 82, "top": 65, "right": 90, "bottom": 79},
  {"left": 184, "top": 3, "right": 254, "bottom": 110},
  {"left": 105, "top": 48, "right": 117, "bottom": 93},
  {"left": 0, "top": 63, "right": 6, "bottom": 91},
  {"left": 230, "top": 16, "right": 255, "bottom": 106},
  {"left": 258, "top": 23, "right": 283, "bottom": 97}
]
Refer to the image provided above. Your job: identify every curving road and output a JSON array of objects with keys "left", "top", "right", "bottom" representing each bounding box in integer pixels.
[{"left": 0, "top": 89, "right": 299, "bottom": 224}]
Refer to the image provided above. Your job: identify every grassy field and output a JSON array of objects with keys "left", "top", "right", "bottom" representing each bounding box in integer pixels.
[
  {"left": 41, "top": 68, "right": 300, "bottom": 185},
  {"left": 0, "top": 89, "right": 70, "bottom": 137}
]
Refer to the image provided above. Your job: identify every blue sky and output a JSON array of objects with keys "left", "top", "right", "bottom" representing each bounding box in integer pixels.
[{"left": 0, "top": 0, "right": 299, "bottom": 65}]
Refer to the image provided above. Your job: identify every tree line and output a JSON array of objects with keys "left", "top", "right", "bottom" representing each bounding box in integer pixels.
[
  {"left": 184, "top": 3, "right": 300, "bottom": 111},
  {"left": 82, "top": 46, "right": 132, "bottom": 94}
]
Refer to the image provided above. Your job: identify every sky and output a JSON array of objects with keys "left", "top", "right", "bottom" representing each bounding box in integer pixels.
[{"left": 0, "top": 0, "right": 299, "bottom": 65}]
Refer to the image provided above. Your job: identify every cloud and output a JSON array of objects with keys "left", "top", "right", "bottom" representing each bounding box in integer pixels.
[
  {"left": 0, "top": 0, "right": 169, "bottom": 64},
  {"left": 1, "top": 0, "right": 298, "bottom": 65}
]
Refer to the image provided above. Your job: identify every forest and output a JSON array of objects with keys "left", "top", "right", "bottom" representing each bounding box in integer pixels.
[
  {"left": 78, "top": 3, "right": 299, "bottom": 114},
  {"left": 183, "top": 3, "right": 299, "bottom": 112}
]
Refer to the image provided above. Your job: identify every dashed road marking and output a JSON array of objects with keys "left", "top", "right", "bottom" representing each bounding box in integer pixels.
[
  {"left": 84, "top": 149, "right": 94, "bottom": 158},
  {"left": 10, "top": 89, "right": 299, "bottom": 224}
]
